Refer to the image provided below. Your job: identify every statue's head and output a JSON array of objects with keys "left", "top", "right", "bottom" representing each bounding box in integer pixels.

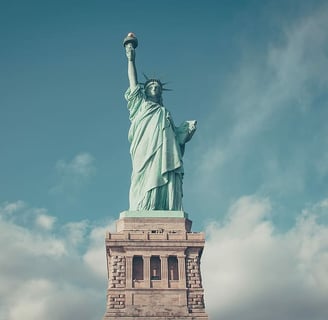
[{"left": 144, "top": 79, "right": 163, "bottom": 104}]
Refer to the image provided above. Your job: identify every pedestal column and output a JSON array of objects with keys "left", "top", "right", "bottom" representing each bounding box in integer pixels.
[
  {"left": 143, "top": 255, "right": 151, "bottom": 287},
  {"left": 125, "top": 255, "right": 133, "bottom": 289},
  {"left": 178, "top": 254, "right": 186, "bottom": 284},
  {"left": 161, "top": 254, "right": 168, "bottom": 287}
]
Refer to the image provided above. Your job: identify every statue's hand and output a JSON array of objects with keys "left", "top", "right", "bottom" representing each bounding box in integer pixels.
[{"left": 125, "top": 43, "right": 135, "bottom": 61}]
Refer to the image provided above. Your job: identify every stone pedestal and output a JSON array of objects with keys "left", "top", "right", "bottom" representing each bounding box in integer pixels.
[{"left": 103, "top": 211, "right": 208, "bottom": 320}]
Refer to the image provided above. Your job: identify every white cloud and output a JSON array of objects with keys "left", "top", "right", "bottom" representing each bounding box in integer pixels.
[
  {"left": 1, "top": 198, "right": 328, "bottom": 320},
  {"left": 1, "top": 220, "right": 66, "bottom": 260},
  {"left": 50, "top": 152, "right": 96, "bottom": 195},
  {"left": 83, "top": 222, "right": 116, "bottom": 277},
  {"left": 56, "top": 153, "right": 96, "bottom": 178},
  {"left": 0, "top": 200, "right": 25, "bottom": 217},
  {"left": 63, "top": 220, "right": 89, "bottom": 246},
  {"left": 203, "top": 195, "right": 328, "bottom": 320},
  {"left": 0, "top": 201, "right": 107, "bottom": 320},
  {"left": 6, "top": 278, "right": 104, "bottom": 320},
  {"left": 8, "top": 279, "right": 53, "bottom": 320},
  {"left": 35, "top": 210, "right": 56, "bottom": 230}
]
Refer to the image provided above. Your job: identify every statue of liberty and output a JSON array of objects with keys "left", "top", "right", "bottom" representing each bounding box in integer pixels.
[{"left": 124, "top": 33, "right": 196, "bottom": 211}]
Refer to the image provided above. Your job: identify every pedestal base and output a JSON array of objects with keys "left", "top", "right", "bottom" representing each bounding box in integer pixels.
[{"left": 103, "top": 211, "right": 208, "bottom": 320}]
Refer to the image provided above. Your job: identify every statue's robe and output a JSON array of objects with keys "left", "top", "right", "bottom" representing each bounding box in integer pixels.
[{"left": 125, "top": 85, "right": 185, "bottom": 211}]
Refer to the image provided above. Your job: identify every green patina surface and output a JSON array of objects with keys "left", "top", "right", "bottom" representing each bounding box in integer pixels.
[
  {"left": 120, "top": 210, "right": 188, "bottom": 219},
  {"left": 124, "top": 33, "right": 196, "bottom": 213}
]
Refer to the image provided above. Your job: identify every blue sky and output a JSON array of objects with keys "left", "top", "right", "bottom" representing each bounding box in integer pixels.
[{"left": 1, "top": 1, "right": 328, "bottom": 319}]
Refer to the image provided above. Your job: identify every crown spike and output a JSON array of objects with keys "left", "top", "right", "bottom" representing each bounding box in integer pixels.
[{"left": 142, "top": 73, "right": 149, "bottom": 81}]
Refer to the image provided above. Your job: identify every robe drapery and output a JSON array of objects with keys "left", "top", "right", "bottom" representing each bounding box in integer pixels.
[{"left": 125, "top": 85, "right": 185, "bottom": 211}]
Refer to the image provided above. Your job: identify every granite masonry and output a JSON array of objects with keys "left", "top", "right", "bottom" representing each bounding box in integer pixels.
[{"left": 103, "top": 211, "right": 208, "bottom": 320}]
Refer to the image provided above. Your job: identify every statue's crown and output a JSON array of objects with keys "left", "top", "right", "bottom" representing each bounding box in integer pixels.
[{"left": 142, "top": 74, "right": 171, "bottom": 91}]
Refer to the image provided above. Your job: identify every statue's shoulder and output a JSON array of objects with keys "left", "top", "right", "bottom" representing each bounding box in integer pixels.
[{"left": 125, "top": 84, "right": 145, "bottom": 102}]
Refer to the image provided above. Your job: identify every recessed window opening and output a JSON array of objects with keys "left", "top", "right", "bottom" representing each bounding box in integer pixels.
[
  {"left": 132, "top": 256, "right": 144, "bottom": 280},
  {"left": 168, "top": 256, "right": 179, "bottom": 280},
  {"left": 150, "top": 256, "right": 161, "bottom": 280}
]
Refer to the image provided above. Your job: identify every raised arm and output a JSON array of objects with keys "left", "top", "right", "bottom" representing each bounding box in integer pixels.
[{"left": 125, "top": 43, "right": 138, "bottom": 91}]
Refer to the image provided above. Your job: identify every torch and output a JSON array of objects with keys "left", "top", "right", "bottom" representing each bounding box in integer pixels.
[{"left": 123, "top": 32, "right": 138, "bottom": 49}]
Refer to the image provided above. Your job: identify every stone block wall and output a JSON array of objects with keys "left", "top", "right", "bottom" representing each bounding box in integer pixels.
[
  {"left": 107, "top": 294, "right": 125, "bottom": 309},
  {"left": 186, "top": 254, "right": 205, "bottom": 310},
  {"left": 186, "top": 256, "right": 202, "bottom": 288},
  {"left": 104, "top": 215, "right": 208, "bottom": 319},
  {"left": 187, "top": 292, "right": 205, "bottom": 310},
  {"left": 109, "top": 255, "right": 126, "bottom": 288}
]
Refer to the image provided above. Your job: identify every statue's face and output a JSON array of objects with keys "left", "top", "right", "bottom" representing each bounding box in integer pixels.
[{"left": 145, "top": 82, "right": 162, "bottom": 101}]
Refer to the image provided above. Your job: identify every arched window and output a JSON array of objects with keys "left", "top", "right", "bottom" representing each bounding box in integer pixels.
[
  {"left": 132, "top": 256, "right": 143, "bottom": 280},
  {"left": 150, "top": 256, "right": 161, "bottom": 280},
  {"left": 168, "top": 256, "right": 179, "bottom": 280}
]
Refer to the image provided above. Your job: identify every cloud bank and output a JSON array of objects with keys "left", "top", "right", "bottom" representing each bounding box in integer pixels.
[
  {"left": 0, "top": 201, "right": 113, "bottom": 320},
  {"left": 1, "top": 197, "right": 327, "bottom": 320},
  {"left": 203, "top": 195, "right": 328, "bottom": 320}
]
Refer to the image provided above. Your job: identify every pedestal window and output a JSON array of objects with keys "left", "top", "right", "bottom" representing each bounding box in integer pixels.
[
  {"left": 168, "top": 256, "right": 179, "bottom": 280},
  {"left": 132, "top": 255, "right": 144, "bottom": 280},
  {"left": 150, "top": 256, "right": 161, "bottom": 280}
]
